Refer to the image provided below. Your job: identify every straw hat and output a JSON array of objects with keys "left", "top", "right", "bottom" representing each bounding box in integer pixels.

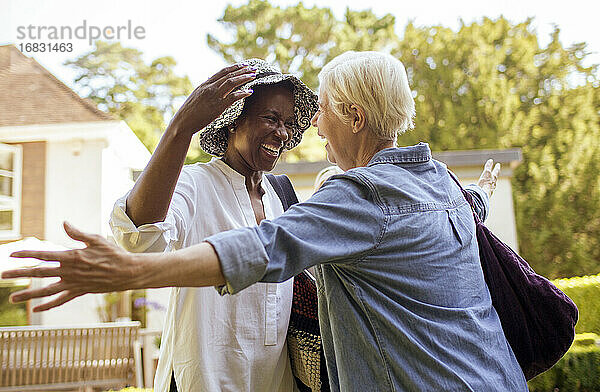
[{"left": 199, "top": 58, "right": 318, "bottom": 156}]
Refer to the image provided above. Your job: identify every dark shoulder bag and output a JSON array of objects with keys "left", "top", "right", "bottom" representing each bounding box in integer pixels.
[
  {"left": 266, "top": 174, "right": 329, "bottom": 392},
  {"left": 449, "top": 172, "right": 578, "bottom": 380}
]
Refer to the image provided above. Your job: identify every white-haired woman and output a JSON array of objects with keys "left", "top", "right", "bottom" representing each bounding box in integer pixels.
[{"left": 6, "top": 51, "right": 521, "bottom": 391}]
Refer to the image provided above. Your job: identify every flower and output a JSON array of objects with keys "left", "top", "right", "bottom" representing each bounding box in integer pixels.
[{"left": 133, "top": 297, "right": 166, "bottom": 312}]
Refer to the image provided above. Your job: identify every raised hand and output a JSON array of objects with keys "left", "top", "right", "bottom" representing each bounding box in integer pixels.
[
  {"left": 2, "top": 222, "right": 139, "bottom": 312},
  {"left": 170, "top": 63, "right": 257, "bottom": 136},
  {"left": 124, "top": 63, "right": 256, "bottom": 227},
  {"left": 477, "top": 159, "right": 501, "bottom": 198}
]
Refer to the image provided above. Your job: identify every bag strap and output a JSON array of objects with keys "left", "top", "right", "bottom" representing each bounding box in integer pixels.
[
  {"left": 448, "top": 170, "right": 481, "bottom": 223},
  {"left": 265, "top": 173, "right": 299, "bottom": 211}
]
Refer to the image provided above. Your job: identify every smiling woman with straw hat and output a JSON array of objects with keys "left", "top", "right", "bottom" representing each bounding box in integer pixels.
[{"left": 103, "top": 59, "right": 316, "bottom": 392}]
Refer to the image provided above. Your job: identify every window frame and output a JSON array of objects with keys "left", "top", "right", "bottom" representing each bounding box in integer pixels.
[{"left": 0, "top": 143, "right": 22, "bottom": 240}]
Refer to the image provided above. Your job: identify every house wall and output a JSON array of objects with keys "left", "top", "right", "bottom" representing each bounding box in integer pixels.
[
  {"left": 101, "top": 123, "right": 150, "bottom": 239},
  {"left": 0, "top": 121, "right": 145, "bottom": 247},
  {"left": 29, "top": 277, "right": 105, "bottom": 325},
  {"left": 1, "top": 120, "right": 151, "bottom": 326},
  {"left": 31, "top": 125, "right": 150, "bottom": 326},
  {"left": 19, "top": 141, "right": 46, "bottom": 240},
  {"left": 30, "top": 138, "right": 106, "bottom": 325},
  {"left": 101, "top": 147, "right": 135, "bottom": 238},
  {"left": 44, "top": 138, "right": 105, "bottom": 247}
]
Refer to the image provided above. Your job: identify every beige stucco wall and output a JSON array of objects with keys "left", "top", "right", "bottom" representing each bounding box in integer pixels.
[{"left": 452, "top": 168, "right": 519, "bottom": 252}]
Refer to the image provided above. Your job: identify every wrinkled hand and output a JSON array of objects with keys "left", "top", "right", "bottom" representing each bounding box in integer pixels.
[
  {"left": 1, "top": 222, "right": 138, "bottom": 312},
  {"left": 170, "top": 63, "right": 256, "bottom": 135},
  {"left": 477, "top": 159, "right": 501, "bottom": 198}
]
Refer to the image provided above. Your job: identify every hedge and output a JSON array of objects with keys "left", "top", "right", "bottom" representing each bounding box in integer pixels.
[
  {"left": 527, "top": 275, "right": 600, "bottom": 391},
  {"left": 553, "top": 274, "right": 600, "bottom": 335},
  {"left": 528, "top": 334, "right": 600, "bottom": 391}
]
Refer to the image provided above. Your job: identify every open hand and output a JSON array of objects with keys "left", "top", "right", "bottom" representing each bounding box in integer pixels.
[
  {"left": 477, "top": 159, "right": 501, "bottom": 198},
  {"left": 1, "top": 222, "right": 139, "bottom": 312},
  {"left": 170, "top": 63, "right": 257, "bottom": 135}
]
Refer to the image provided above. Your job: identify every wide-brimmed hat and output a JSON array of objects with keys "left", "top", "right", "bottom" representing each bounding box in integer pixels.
[{"left": 199, "top": 59, "right": 318, "bottom": 156}]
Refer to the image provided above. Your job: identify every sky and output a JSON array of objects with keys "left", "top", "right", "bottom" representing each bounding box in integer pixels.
[{"left": 1, "top": 0, "right": 599, "bottom": 89}]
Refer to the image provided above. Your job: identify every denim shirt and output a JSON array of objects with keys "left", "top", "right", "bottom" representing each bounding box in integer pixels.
[{"left": 207, "top": 143, "right": 528, "bottom": 391}]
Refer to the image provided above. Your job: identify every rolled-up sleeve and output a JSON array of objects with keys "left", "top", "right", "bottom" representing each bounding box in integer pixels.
[
  {"left": 208, "top": 228, "right": 270, "bottom": 295},
  {"left": 206, "top": 175, "right": 384, "bottom": 294},
  {"left": 109, "top": 169, "right": 198, "bottom": 253},
  {"left": 109, "top": 194, "right": 181, "bottom": 253},
  {"left": 464, "top": 184, "right": 490, "bottom": 222}
]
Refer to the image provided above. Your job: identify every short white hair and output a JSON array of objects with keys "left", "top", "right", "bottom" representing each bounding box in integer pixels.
[{"left": 318, "top": 51, "right": 416, "bottom": 140}]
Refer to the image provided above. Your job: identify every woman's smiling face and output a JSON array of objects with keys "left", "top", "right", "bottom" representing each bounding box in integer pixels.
[{"left": 225, "top": 82, "right": 295, "bottom": 173}]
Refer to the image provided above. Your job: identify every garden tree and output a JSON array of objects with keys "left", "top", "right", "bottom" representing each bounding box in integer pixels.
[
  {"left": 393, "top": 19, "right": 600, "bottom": 278},
  {"left": 511, "top": 83, "right": 600, "bottom": 278},
  {"left": 210, "top": 1, "right": 600, "bottom": 278},
  {"left": 208, "top": 0, "right": 398, "bottom": 161},
  {"left": 65, "top": 41, "right": 209, "bottom": 162}
]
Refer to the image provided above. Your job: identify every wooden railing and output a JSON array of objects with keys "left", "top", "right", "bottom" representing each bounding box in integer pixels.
[{"left": 0, "top": 322, "right": 140, "bottom": 391}]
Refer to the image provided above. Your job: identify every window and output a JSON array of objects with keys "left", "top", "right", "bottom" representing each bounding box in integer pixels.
[{"left": 0, "top": 143, "right": 22, "bottom": 239}]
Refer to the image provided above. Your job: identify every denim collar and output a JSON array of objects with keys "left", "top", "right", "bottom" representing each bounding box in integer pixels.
[{"left": 367, "top": 142, "right": 432, "bottom": 166}]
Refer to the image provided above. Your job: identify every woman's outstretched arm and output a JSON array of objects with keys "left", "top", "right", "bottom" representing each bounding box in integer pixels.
[{"left": 3, "top": 222, "right": 224, "bottom": 311}]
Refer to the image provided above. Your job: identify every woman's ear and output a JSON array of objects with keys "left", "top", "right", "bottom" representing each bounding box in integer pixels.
[{"left": 350, "top": 104, "right": 366, "bottom": 134}]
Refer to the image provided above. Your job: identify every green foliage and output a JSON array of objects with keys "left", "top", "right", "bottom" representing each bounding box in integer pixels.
[
  {"left": 392, "top": 18, "right": 600, "bottom": 278},
  {"left": 210, "top": 1, "right": 600, "bottom": 278},
  {"left": 528, "top": 343, "right": 600, "bottom": 392},
  {"left": 208, "top": 0, "right": 397, "bottom": 90},
  {"left": 393, "top": 18, "right": 538, "bottom": 150},
  {"left": 529, "top": 279, "right": 600, "bottom": 391},
  {"left": 0, "top": 287, "right": 27, "bottom": 326},
  {"left": 554, "top": 274, "right": 600, "bottom": 334},
  {"left": 573, "top": 333, "right": 600, "bottom": 346},
  {"left": 0, "top": 307, "right": 27, "bottom": 326},
  {"left": 208, "top": 0, "right": 397, "bottom": 162},
  {"left": 64, "top": 41, "right": 210, "bottom": 162}
]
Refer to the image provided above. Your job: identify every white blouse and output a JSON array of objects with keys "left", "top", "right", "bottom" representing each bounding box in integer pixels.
[{"left": 110, "top": 158, "right": 296, "bottom": 392}]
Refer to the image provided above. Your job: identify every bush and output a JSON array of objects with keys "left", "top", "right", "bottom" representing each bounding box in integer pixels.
[
  {"left": 553, "top": 274, "right": 600, "bottom": 335},
  {"left": 0, "top": 287, "right": 27, "bottom": 326},
  {"left": 0, "top": 307, "right": 27, "bottom": 326},
  {"left": 530, "top": 276, "right": 600, "bottom": 391},
  {"left": 575, "top": 333, "right": 600, "bottom": 346},
  {"left": 528, "top": 334, "right": 600, "bottom": 392}
]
